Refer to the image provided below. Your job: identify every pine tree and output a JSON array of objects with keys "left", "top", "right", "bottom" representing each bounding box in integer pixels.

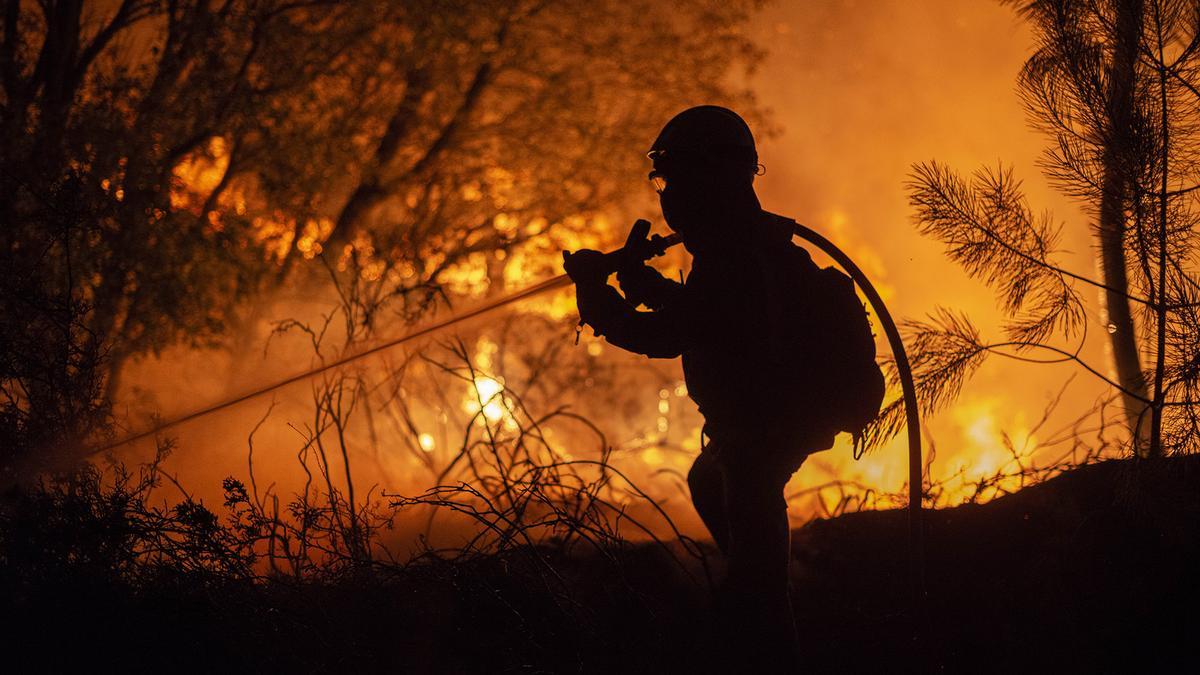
[{"left": 879, "top": 0, "right": 1200, "bottom": 457}]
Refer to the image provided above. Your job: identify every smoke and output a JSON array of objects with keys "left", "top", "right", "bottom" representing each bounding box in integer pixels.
[{"left": 112, "top": 0, "right": 1118, "bottom": 548}]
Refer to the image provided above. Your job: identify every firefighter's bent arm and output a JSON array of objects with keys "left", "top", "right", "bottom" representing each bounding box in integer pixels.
[{"left": 575, "top": 282, "right": 688, "bottom": 359}]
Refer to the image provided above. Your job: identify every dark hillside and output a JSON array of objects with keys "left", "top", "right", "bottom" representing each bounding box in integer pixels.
[
  {"left": 4, "top": 456, "right": 1198, "bottom": 673},
  {"left": 794, "top": 455, "right": 1200, "bottom": 672}
]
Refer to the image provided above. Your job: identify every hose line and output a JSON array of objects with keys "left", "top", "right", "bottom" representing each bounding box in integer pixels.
[{"left": 787, "top": 220, "right": 927, "bottom": 617}]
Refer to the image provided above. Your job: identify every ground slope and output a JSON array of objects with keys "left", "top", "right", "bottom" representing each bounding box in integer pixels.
[
  {"left": 794, "top": 455, "right": 1200, "bottom": 672},
  {"left": 5, "top": 456, "right": 1199, "bottom": 673}
]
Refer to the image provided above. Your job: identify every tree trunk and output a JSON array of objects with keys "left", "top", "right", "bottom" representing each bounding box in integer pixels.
[
  {"left": 1098, "top": 0, "right": 1151, "bottom": 455},
  {"left": 1148, "top": 0, "right": 1169, "bottom": 458}
]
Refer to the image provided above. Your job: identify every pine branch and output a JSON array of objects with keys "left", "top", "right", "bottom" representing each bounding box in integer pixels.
[
  {"left": 861, "top": 309, "right": 988, "bottom": 451},
  {"left": 907, "top": 161, "right": 1092, "bottom": 344}
]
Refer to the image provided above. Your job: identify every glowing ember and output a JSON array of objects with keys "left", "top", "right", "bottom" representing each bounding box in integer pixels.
[
  {"left": 418, "top": 433, "right": 436, "bottom": 452},
  {"left": 466, "top": 376, "right": 506, "bottom": 423}
]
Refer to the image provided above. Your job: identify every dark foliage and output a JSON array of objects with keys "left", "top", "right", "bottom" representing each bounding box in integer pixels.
[{"left": 3, "top": 451, "right": 1198, "bottom": 673}]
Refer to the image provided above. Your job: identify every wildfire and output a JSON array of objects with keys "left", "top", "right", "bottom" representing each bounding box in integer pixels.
[
  {"left": 171, "top": 137, "right": 230, "bottom": 210},
  {"left": 947, "top": 400, "right": 1038, "bottom": 497},
  {"left": 147, "top": 0, "right": 1123, "bottom": 538},
  {"left": 162, "top": 134, "right": 1085, "bottom": 531},
  {"left": 467, "top": 376, "right": 507, "bottom": 423}
]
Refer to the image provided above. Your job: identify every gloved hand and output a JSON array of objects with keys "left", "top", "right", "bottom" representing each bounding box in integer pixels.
[
  {"left": 562, "top": 249, "right": 611, "bottom": 286},
  {"left": 617, "top": 263, "right": 673, "bottom": 309}
]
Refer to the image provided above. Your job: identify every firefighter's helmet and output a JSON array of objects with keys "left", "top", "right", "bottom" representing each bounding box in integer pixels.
[{"left": 647, "top": 105, "right": 758, "bottom": 173}]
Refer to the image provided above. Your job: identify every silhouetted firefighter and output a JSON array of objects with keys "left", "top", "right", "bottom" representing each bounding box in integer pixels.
[{"left": 564, "top": 106, "right": 885, "bottom": 671}]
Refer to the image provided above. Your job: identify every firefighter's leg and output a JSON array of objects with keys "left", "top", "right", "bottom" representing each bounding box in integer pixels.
[
  {"left": 721, "top": 454, "right": 802, "bottom": 672},
  {"left": 687, "top": 448, "right": 731, "bottom": 554}
]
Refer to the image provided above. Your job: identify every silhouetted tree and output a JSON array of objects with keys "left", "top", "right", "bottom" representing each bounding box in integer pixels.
[
  {"left": 0, "top": 0, "right": 766, "bottom": 471},
  {"left": 1, "top": 1, "right": 368, "bottom": 397},
  {"left": 887, "top": 0, "right": 1200, "bottom": 458},
  {"left": 258, "top": 0, "right": 771, "bottom": 339}
]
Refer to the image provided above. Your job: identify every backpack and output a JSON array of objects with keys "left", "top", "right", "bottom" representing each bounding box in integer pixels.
[{"left": 757, "top": 238, "right": 886, "bottom": 456}]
